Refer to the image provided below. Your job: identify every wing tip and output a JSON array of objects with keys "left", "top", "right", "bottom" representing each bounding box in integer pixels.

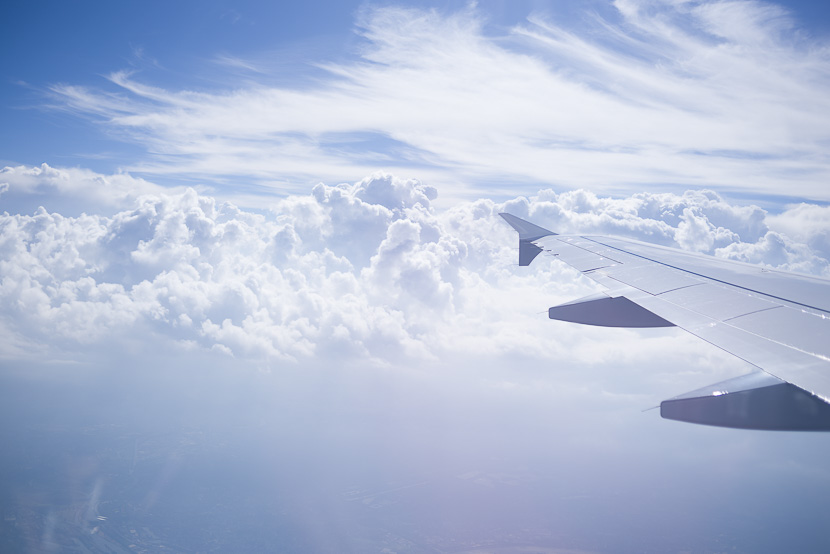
[{"left": 498, "top": 212, "right": 556, "bottom": 240}]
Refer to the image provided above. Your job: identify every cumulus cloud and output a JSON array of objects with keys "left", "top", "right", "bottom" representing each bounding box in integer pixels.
[
  {"left": 2, "top": 165, "right": 828, "bottom": 374},
  {"left": 0, "top": 163, "right": 181, "bottom": 216},
  {"left": 44, "top": 1, "right": 830, "bottom": 202},
  {"left": 767, "top": 203, "right": 830, "bottom": 260},
  {"left": 0, "top": 169, "right": 563, "bottom": 366}
]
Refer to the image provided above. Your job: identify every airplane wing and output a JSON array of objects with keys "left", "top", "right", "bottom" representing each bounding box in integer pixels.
[{"left": 500, "top": 212, "right": 830, "bottom": 430}]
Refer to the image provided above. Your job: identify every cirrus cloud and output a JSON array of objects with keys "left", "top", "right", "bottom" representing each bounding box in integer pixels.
[{"left": 44, "top": 1, "right": 830, "bottom": 203}]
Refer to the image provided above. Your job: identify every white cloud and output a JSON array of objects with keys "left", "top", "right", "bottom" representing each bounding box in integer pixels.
[
  {"left": 2, "top": 165, "right": 828, "bottom": 373},
  {"left": 45, "top": 1, "right": 830, "bottom": 202},
  {"left": 767, "top": 203, "right": 830, "bottom": 259},
  {"left": 0, "top": 163, "right": 182, "bottom": 216}
]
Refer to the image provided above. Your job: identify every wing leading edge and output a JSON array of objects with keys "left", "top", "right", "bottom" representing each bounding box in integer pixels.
[{"left": 500, "top": 212, "right": 830, "bottom": 431}]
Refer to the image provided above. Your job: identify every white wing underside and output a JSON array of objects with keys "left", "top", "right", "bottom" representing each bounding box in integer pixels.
[{"left": 500, "top": 213, "right": 830, "bottom": 431}]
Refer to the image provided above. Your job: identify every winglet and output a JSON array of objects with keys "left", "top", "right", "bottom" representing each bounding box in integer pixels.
[
  {"left": 499, "top": 213, "right": 556, "bottom": 241},
  {"left": 499, "top": 213, "right": 556, "bottom": 266}
]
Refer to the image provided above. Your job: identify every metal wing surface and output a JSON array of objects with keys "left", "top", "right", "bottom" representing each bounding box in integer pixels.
[{"left": 500, "top": 212, "right": 830, "bottom": 431}]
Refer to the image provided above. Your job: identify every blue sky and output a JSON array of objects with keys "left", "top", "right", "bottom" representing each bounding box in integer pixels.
[
  {"left": 5, "top": 2, "right": 830, "bottom": 552},
  {"left": 5, "top": 0, "right": 830, "bottom": 206}
]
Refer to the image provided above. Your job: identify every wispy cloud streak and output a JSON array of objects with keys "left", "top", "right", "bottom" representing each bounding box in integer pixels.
[{"left": 48, "top": 1, "right": 830, "bottom": 201}]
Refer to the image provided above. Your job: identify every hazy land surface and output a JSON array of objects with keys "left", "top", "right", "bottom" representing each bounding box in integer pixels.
[{"left": 3, "top": 355, "right": 830, "bottom": 554}]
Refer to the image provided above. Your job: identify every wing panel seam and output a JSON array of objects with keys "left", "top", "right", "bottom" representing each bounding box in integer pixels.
[
  {"left": 546, "top": 237, "right": 626, "bottom": 264},
  {"left": 582, "top": 236, "right": 830, "bottom": 315},
  {"left": 721, "top": 306, "right": 783, "bottom": 323}
]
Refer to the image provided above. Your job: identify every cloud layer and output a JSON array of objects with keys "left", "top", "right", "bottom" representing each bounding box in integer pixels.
[
  {"left": 47, "top": 1, "right": 830, "bottom": 201},
  {"left": 2, "top": 164, "right": 828, "bottom": 373}
]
